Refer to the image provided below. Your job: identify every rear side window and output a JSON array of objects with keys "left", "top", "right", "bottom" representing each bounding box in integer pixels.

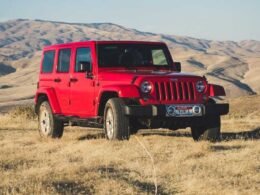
[
  {"left": 75, "top": 47, "right": 91, "bottom": 72},
  {"left": 57, "top": 49, "right": 71, "bottom": 73},
  {"left": 42, "top": 50, "right": 55, "bottom": 73}
]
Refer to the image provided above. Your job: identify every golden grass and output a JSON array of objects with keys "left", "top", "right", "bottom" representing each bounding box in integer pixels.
[
  {"left": 0, "top": 105, "right": 37, "bottom": 130},
  {"left": 0, "top": 97, "right": 259, "bottom": 194}
]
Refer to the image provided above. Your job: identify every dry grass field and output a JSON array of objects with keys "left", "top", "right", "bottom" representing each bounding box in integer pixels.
[{"left": 0, "top": 96, "right": 259, "bottom": 194}]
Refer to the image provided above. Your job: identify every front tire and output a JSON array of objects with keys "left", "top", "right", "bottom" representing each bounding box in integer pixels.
[
  {"left": 191, "top": 116, "right": 220, "bottom": 141},
  {"left": 104, "top": 98, "right": 130, "bottom": 140},
  {"left": 38, "top": 101, "right": 64, "bottom": 138}
]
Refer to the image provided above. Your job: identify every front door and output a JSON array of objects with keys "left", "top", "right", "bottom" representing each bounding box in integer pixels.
[{"left": 69, "top": 46, "right": 95, "bottom": 117}]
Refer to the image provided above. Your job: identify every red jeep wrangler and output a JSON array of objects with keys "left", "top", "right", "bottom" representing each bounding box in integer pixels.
[{"left": 35, "top": 41, "right": 229, "bottom": 141}]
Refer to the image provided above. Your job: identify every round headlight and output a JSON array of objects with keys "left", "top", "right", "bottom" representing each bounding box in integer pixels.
[
  {"left": 196, "top": 81, "right": 206, "bottom": 93},
  {"left": 141, "top": 81, "right": 152, "bottom": 93}
]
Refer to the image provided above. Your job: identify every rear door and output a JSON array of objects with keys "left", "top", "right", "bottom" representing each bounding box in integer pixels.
[
  {"left": 69, "top": 45, "right": 95, "bottom": 117},
  {"left": 39, "top": 49, "right": 56, "bottom": 89},
  {"left": 54, "top": 48, "right": 72, "bottom": 114}
]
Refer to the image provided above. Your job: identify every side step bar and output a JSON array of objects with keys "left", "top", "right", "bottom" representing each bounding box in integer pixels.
[{"left": 54, "top": 115, "right": 103, "bottom": 128}]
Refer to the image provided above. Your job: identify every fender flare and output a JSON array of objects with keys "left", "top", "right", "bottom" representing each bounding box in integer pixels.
[
  {"left": 98, "top": 84, "right": 140, "bottom": 98},
  {"left": 208, "top": 84, "right": 226, "bottom": 97},
  {"left": 95, "top": 85, "right": 140, "bottom": 115},
  {"left": 35, "top": 88, "right": 61, "bottom": 114}
]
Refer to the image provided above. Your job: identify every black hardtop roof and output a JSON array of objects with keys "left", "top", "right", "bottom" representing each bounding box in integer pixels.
[{"left": 43, "top": 40, "right": 166, "bottom": 50}]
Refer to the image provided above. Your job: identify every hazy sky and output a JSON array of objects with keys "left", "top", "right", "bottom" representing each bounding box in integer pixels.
[{"left": 1, "top": 0, "right": 260, "bottom": 41}]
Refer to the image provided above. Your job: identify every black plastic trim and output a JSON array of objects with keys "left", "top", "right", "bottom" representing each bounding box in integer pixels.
[{"left": 125, "top": 103, "right": 229, "bottom": 117}]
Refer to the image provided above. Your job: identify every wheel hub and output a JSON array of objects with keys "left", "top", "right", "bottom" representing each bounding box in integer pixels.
[
  {"left": 106, "top": 108, "right": 114, "bottom": 139},
  {"left": 39, "top": 107, "right": 51, "bottom": 136}
]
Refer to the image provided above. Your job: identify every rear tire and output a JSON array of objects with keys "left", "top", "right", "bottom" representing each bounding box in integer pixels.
[
  {"left": 191, "top": 116, "right": 220, "bottom": 141},
  {"left": 38, "top": 101, "right": 64, "bottom": 138},
  {"left": 104, "top": 98, "right": 130, "bottom": 140}
]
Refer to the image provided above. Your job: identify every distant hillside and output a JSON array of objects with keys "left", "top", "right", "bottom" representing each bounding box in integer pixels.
[{"left": 0, "top": 19, "right": 260, "bottom": 106}]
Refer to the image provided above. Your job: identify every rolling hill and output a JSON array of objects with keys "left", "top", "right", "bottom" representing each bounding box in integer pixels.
[{"left": 0, "top": 19, "right": 260, "bottom": 108}]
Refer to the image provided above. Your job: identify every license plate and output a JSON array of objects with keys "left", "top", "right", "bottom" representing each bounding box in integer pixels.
[{"left": 166, "top": 105, "right": 203, "bottom": 117}]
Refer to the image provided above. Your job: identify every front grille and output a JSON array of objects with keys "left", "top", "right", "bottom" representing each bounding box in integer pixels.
[{"left": 154, "top": 81, "right": 196, "bottom": 101}]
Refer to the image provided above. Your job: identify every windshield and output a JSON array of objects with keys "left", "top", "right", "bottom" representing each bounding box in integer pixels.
[{"left": 97, "top": 43, "right": 172, "bottom": 67}]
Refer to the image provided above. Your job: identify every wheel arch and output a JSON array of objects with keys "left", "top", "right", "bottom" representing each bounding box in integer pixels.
[
  {"left": 96, "top": 85, "right": 140, "bottom": 116},
  {"left": 35, "top": 88, "right": 61, "bottom": 114},
  {"left": 35, "top": 93, "right": 48, "bottom": 115},
  {"left": 97, "top": 91, "right": 119, "bottom": 116}
]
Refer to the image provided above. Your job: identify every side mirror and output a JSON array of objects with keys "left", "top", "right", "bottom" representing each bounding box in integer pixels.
[
  {"left": 78, "top": 61, "right": 91, "bottom": 72},
  {"left": 173, "top": 62, "right": 181, "bottom": 72}
]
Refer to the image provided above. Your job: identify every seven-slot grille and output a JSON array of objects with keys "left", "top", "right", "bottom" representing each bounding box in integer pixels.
[{"left": 154, "top": 81, "right": 196, "bottom": 101}]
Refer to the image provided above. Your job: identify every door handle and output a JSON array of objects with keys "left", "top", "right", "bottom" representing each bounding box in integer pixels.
[
  {"left": 54, "top": 78, "right": 61, "bottom": 82},
  {"left": 70, "top": 78, "right": 78, "bottom": 82}
]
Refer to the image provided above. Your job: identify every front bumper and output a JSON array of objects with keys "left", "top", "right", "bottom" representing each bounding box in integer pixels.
[{"left": 125, "top": 103, "right": 229, "bottom": 117}]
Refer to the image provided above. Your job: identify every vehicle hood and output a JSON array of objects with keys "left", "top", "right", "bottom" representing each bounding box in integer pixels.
[{"left": 98, "top": 69, "right": 204, "bottom": 83}]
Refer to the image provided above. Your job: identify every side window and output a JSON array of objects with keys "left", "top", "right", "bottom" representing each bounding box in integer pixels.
[
  {"left": 42, "top": 50, "right": 55, "bottom": 73},
  {"left": 75, "top": 47, "right": 91, "bottom": 72},
  {"left": 57, "top": 48, "right": 71, "bottom": 73},
  {"left": 152, "top": 49, "right": 167, "bottom": 65}
]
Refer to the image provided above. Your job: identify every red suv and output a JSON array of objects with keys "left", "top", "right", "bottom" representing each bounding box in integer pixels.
[{"left": 35, "top": 41, "right": 229, "bottom": 141}]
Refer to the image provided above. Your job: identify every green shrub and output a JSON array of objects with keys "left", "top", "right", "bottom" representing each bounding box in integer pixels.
[{"left": 9, "top": 105, "right": 37, "bottom": 120}]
